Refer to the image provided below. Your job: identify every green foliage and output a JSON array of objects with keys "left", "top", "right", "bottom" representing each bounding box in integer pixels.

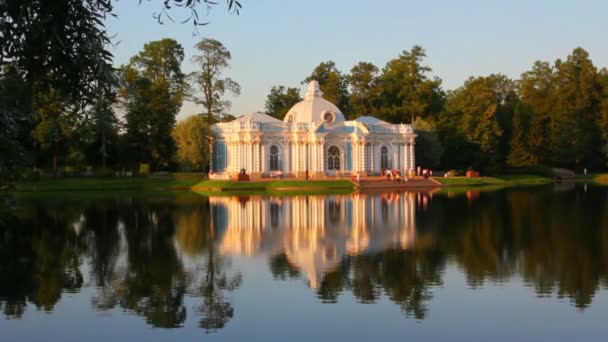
[
  {"left": 138, "top": 164, "right": 151, "bottom": 175},
  {"left": 172, "top": 115, "right": 210, "bottom": 171},
  {"left": 442, "top": 74, "right": 515, "bottom": 171},
  {"left": 348, "top": 62, "right": 380, "bottom": 116},
  {"left": 303, "top": 61, "right": 350, "bottom": 115},
  {"left": 264, "top": 86, "right": 302, "bottom": 119},
  {"left": 507, "top": 103, "right": 535, "bottom": 167},
  {"left": 378, "top": 46, "right": 444, "bottom": 124},
  {"left": 0, "top": 64, "right": 32, "bottom": 183},
  {"left": 190, "top": 38, "right": 240, "bottom": 124},
  {"left": 119, "top": 38, "right": 186, "bottom": 170},
  {"left": 413, "top": 118, "right": 444, "bottom": 169}
]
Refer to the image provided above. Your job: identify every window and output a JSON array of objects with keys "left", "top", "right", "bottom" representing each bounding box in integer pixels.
[
  {"left": 270, "top": 145, "right": 280, "bottom": 171},
  {"left": 327, "top": 146, "right": 340, "bottom": 171},
  {"left": 323, "top": 111, "right": 335, "bottom": 124},
  {"left": 215, "top": 143, "right": 226, "bottom": 171},
  {"left": 344, "top": 142, "right": 352, "bottom": 171},
  {"left": 380, "top": 146, "right": 389, "bottom": 169}
]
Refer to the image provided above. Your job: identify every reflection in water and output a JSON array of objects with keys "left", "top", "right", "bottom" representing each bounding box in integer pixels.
[
  {"left": 1, "top": 184, "right": 608, "bottom": 332},
  {"left": 212, "top": 193, "right": 417, "bottom": 289}
]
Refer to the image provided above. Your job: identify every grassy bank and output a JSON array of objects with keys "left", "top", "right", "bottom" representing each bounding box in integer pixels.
[
  {"left": 433, "top": 174, "right": 553, "bottom": 186},
  {"left": 14, "top": 177, "right": 356, "bottom": 193},
  {"left": 571, "top": 173, "right": 608, "bottom": 184}
]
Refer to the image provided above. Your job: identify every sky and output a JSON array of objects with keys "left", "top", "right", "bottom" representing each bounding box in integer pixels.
[{"left": 105, "top": 0, "right": 608, "bottom": 121}]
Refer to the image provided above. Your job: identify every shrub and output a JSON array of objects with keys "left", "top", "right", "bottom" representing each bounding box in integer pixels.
[
  {"left": 138, "top": 163, "right": 150, "bottom": 175},
  {"left": 446, "top": 170, "right": 464, "bottom": 177},
  {"left": 94, "top": 167, "right": 114, "bottom": 178}
]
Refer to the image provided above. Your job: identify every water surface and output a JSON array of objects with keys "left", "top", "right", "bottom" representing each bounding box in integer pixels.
[{"left": 1, "top": 185, "right": 607, "bottom": 341}]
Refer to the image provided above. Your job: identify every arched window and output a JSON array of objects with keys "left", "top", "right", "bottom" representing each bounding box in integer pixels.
[
  {"left": 270, "top": 145, "right": 279, "bottom": 171},
  {"left": 327, "top": 146, "right": 340, "bottom": 171},
  {"left": 381, "top": 146, "right": 389, "bottom": 169}
]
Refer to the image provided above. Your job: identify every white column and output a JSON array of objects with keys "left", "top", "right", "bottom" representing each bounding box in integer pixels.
[
  {"left": 402, "top": 144, "right": 410, "bottom": 174},
  {"left": 320, "top": 143, "right": 325, "bottom": 173},
  {"left": 258, "top": 142, "right": 262, "bottom": 174},
  {"left": 369, "top": 143, "right": 376, "bottom": 172},
  {"left": 410, "top": 141, "right": 416, "bottom": 172}
]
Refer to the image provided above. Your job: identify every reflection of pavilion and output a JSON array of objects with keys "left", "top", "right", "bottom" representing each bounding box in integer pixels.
[{"left": 211, "top": 193, "right": 417, "bottom": 289}]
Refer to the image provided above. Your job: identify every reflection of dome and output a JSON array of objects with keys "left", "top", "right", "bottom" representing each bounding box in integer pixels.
[{"left": 284, "top": 81, "right": 345, "bottom": 123}]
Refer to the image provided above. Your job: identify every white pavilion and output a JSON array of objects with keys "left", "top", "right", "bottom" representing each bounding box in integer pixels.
[{"left": 209, "top": 80, "right": 416, "bottom": 178}]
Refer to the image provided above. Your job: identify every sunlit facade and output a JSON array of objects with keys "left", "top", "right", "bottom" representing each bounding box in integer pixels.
[
  {"left": 211, "top": 193, "right": 417, "bottom": 288},
  {"left": 209, "top": 81, "right": 417, "bottom": 178}
]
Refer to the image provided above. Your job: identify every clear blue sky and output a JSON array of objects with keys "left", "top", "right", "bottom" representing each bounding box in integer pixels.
[{"left": 106, "top": 0, "right": 608, "bottom": 121}]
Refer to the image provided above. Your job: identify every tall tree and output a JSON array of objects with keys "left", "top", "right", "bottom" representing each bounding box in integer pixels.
[
  {"left": 190, "top": 38, "right": 240, "bottom": 124},
  {"left": 413, "top": 118, "right": 444, "bottom": 169},
  {"left": 264, "top": 86, "right": 302, "bottom": 119},
  {"left": 551, "top": 48, "right": 603, "bottom": 169},
  {"left": 83, "top": 88, "right": 119, "bottom": 168},
  {"left": 0, "top": 64, "right": 32, "bottom": 183},
  {"left": 598, "top": 68, "right": 608, "bottom": 166},
  {"left": 378, "top": 46, "right": 444, "bottom": 124},
  {"left": 444, "top": 74, "right": 515, "bottom": 170},
  {"left": 172, "top": 115, "right": 210, "bottom": 171},
  {"left": 507, "top": 103, "right": 535, "bottom": 167},
  {"left": 518, "top": 61, "right": 555, "bottom": 165},
  {"left": 303, "top": 61, "right": 350, "bottom": 115},
  {"left": 348, "top": 62, "right": 380, "bottom": 116},
  {"left": 119, "top": 38, "right": 186, "bottom": 170},
  {"left": 30, "top": 89, "right": 78, "bottom": 172}
]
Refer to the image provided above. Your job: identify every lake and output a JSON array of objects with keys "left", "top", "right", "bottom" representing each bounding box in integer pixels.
[{"left": 1, "top": 184, "right": 607, "bottom": 341}]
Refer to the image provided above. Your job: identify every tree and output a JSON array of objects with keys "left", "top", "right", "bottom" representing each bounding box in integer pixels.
[
  {"left": 303, "top": 61, "right": 350, "bottom": 115},
  {"left": 172, "top": 115, "right": 210, "bottom": 171},
  {"left": 518, "top": 61, "right": 555, "bottom": 165},
  {"left": 444, "top": 74, "right": 515, "bottom": 170},
  {"left": 264, "top": 86, "right": 302, "bottom": 119},
  {"left": 413, "top": 118, "right": 444, "bottom": 169},
  {"left": 0, "top": 64, "right": 32, "bottom": 183},
  {"left": 348, "top": 62, "right": 380, "bottom": 116},
  {"left": 83, "top": 88, "right": 119, "bottom": 168},
  {"left": 30, "top": 89, "right": 78, "bottom": 172},
  {"left": 119, "top": 38, "right": 186, "bottom": 170},
  {"left": 190, "top": 38, "right": 240, "bottom": 124},
  {"left": 551, "top": 48, "right": 603, "bottom": 169},
  {"left": 598, "top": 68, "right": 608, "bottom": 166},
  {"left": 507, "top": 103, "right": 535, "bottom": 167},
  {"left": 378, "top": 46, "right": 444, "bottom": 124},
  {"left": 0, "top": 1, "right": 240, "bottom": 180}
]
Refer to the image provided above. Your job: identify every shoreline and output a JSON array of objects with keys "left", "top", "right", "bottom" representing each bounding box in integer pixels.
[{"left": 8, "top": 174, "right": 607, "bottom": 194}]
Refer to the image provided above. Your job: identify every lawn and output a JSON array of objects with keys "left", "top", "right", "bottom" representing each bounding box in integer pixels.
[
  {"left": 14, "top": 176, "right": 356, "bottom": 193},
  {"left": 192, "top": 179, "right": 356, "bottom": 191},
  {"left": 434, "top": 174, "right": 552, "bottom": 186}
]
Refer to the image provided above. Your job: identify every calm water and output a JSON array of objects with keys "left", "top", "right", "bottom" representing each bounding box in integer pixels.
[{"left": 1, "top": 184, "right": 608, "bottom": 341}]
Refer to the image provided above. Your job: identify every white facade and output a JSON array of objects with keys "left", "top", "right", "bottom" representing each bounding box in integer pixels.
[{"left": 210, "top": 80, "right": 416, "bottom": 178}]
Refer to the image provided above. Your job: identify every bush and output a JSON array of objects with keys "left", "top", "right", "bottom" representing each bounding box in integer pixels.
[
  {"left": 94, "top": 167, "right": 114, "bottom": 178},
  {"left": 504, "top": 165, "right": 554, "bottom": 178},
  {"left": 63, "top": 166, "right": 78, "bottom": 177},
  {"left": 20, "top": 168, "right": 41, "bottom": 181},
  {"left": 138, "top": 163, "right": 150, "bottom": 175},
  {"left": 446, "top": 170, "right": 464, "bottom": 177}
]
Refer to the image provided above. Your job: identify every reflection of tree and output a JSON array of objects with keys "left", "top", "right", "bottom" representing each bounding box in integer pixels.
[
  {"left": 196, "top": 201, "right": 242, "bottom": 332},
  {"left": 428, "top": 186, "right": 608, "bottom": 309},
  {"left": 91, "top": 199, "right": 188, "bottom": 328},
  {"left": 269, "top": 252, "right": 301, "bottom": 280},
  {"left": 310, "top": 249, "right": 444, "bottom": 319},
  {"left": 0, "top": 199, "right": 84, "bottom": 318}
]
